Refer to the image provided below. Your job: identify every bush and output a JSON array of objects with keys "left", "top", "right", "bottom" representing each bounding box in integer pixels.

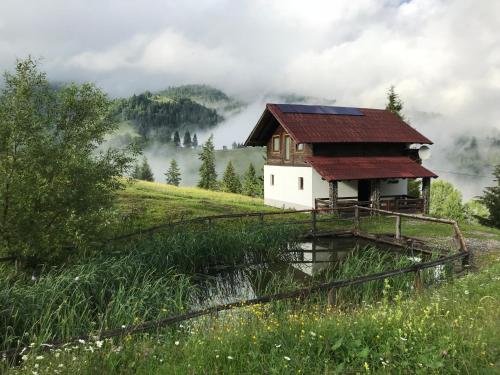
[{"left": 430, "top": 180, "right": 465, "bottom": 221}]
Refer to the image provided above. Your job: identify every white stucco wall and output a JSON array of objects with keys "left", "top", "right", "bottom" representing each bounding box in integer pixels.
[
  {"left": 264, "top": 165, "right": 363, "bottom": 209},
  {"left": 380, "top": 179, "right": 408, "bottom": 196}
]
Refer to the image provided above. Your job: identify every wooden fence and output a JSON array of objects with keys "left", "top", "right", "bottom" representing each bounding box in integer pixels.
[{"left": 1, "top": 205, "right": 471, "bottom": 360}]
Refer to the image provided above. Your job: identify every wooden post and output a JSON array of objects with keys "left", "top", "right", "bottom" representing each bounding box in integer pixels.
[
  {"left": 328, "top": 288, "right": 337, "bottom": 307},
  {"left": 354, "top": 206, "right": 360, "bottom": 233},
  {"left": 329, "top": 180, "right": 338, "bottom": 214},
  {"left": 370, "top": 180, "right": 381, "bottom": 212},
  {"left": 422, "top": 177, "right": 431, "bottom": 215},
  {"left": 395, "top": 215, "right": 402, "bottom": 240},
  {"left": 311, "top": 210, "right": 317, "bottom": 234},
  {"left": 414, "top": 269, "right": 423, "bottom": 292}
]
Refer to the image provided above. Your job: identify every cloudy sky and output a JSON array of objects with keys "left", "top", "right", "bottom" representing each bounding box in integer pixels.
[
  {"left": 0, "top": 0, "right": 499, "bottom": 137},
  {"left": 1, "top": 0, "right": 498, "bottom": 197}
]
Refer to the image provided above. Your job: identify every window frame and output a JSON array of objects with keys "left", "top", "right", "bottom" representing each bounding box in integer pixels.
[
  {"left": 272, "top": 135, "right": 281, "bottom": 153},
  {"left": 295, "top": 143, "right": 304, "bottom": 152},
  {"left": 284, "top": 135, "right": 291, "bottom": 161},
  {"left": 298, "top": 177, "right": 304, "bottom": 190},
  {"left": 270, "top": 174, "right": 275, "bottom": 186}
]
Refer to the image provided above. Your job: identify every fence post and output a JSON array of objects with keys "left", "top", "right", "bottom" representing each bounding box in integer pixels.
[
  {"left": 311, "top": 210, "right": 317, "bottom": 234},
  {"left": 395, "top": 215, "right": 402, "bottom": 240},
  {"left": 354, "top": 206, "right": 360, "bottom": 233},
  {"left": 414, "top": 269, "right": 423, "bottom": 293},
  {"left": 328, "top": 288, "right": 337, "bottom": 307}
]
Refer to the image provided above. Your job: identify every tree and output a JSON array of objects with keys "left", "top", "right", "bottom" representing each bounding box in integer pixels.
[
  {"left": 479, "top": 165, "right": 500, "bottom": 228},
  {"left": 197, "top": 135, "right": 217, "bottom": 190},
  {"left": 242, "top": 163, "right": 261, "bottom": 197},
  {"left": 220, "top": 161, "right": 241, "bottom": 193},
  {"left": 385, "top": 85, "right": 404, "bottom": 119},
  {"left": 429, "top": 180, "right": 465, "bottom": 221},
  {"left": 183, "top": 131, "right": 192, "bottom": 148},
  {"left": 0, "top": 58, "right": 135, "bottom": 265},
  {"left": 165, "top": 159, "right": 181, "bottom": 186},
  {"left": 173, "top": 131, "right": 181, "bottom": 147},
  {"left": 408, "top": 179, "right": 421, "bottom": 198},
  {"left": 139, "top": 157, "right": 154, "bottom": 181},
  {"left": 192, "top": 133, "right": 198, "bottom": 148}
]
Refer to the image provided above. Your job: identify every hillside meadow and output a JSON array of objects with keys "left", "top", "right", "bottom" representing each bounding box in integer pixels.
[{"left": 2, "top": 181, "right": 500, "bottom": 374}]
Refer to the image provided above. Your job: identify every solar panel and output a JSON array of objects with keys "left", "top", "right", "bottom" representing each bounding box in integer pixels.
[{"left": 277, "top": 104, "right": 364, "bottom": 116}]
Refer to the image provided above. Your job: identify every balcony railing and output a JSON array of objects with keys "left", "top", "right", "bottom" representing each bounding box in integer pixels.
[{"left": 315, "top": 195, "right": 424, "bottom": 213}]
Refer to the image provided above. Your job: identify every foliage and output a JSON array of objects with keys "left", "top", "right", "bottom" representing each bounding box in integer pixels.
[
  {"left": 132, "top": 157, "right": 154, "bottom": 181},
  {"left": 479, "top": 164, "right": 500, "bottom": 228},
  {"left": 242, "top": 163, "right": 262, "bottom": 197},
  {"left": 464, "top": 199, "right": 489, "bottom": 224},
  {"left": 408, "top": 178, "right": 421, "bottom": 198},
  {"left": 183, "top": 130, "right": 192, "bottom": 148},
  {"left": 113, "top": 91, "right": 222, "bottom": 142},
  {"left": 385, "top": 85, "right": 404, "bottom": 119},
  {"left": 0, "top": 58, "right": 134, "bottom": 265},
  {"left": 164, "top": 159, "right": 181, "bottom": 186},
  {"left": 220, "top": 161, "right": 241, "bottom": 193},
  {"left": 9, "top": 254, "right": 500, "bottom": 374},
  {"left": 197, "top": 135, "right": 218, "bottom": 190},
  {"left": 430, "top": 180, "right": 465, "bottom": 221}
]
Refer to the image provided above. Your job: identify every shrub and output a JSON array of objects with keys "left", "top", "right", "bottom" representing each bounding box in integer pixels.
[{"left": 430, "top": 180, "right": 465, "bottom": 221}]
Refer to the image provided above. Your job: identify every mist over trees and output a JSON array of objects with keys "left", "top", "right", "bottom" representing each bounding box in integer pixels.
[
  {"left": 0, "top": 58, "right": 135, "bottom": 265},
  {"left": 132, "top": 157, "right": 155, "bottom": 182}
]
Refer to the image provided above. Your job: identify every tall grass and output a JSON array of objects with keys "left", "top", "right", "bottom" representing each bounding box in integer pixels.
[{"left": 0, "top": 223, "right": 301, "bottom": 351}]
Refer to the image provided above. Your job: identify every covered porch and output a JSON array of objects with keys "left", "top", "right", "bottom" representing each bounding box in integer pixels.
[{"left": 306, "top": 156, "right": 437, "bottom": 214}]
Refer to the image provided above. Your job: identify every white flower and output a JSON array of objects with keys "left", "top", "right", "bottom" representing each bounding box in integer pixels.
[
  {"left": 121, "top": 325, "right": 126, "bottom": 329},
  {"left": 309, "top": 331, "right": 316, "bottom": 337},
  {"left": 31, "top": 275, "right": 37, "bottom": 281},
  {"left": 284, "top": 356, "right": 291, "bottom": 361},
  {"left": 74, "top": 276, "right": 80, "bottom": 281},
  {"left": 21, "top": 355, "right": 28, "bottom": 361},
  {"left": 464, "top": 290, "right": 470, "bottom": 295},
  {"left": 95, "top": 340, "right": 104, "bottom": 348},
  {"left": 78, "top": 339, "right": 85, "bottom": 344},
  {"left": 275, "top": 344, "right": 281, "bottom": 348},
  {"left": 216, "top": 355, "right": 220, "bottom": 358},
  {"left": 55, "top": 352, "right": 60, "bottom": 358},
  {"left": 34, "top": 363, "right": 39, "bottom": 368},
  {"left": 227, "top": 356, "right": 233, "bottom": 360},
  {"left": 174, "top": 341, "right": 180, "bottom": 346},
  {"left": 400, "top": 337, "right": 407, "bottom": 341},
  {"left": 58, "top": 364, "right": 64, "bottom": 368},
  {"left": 35, "top": 355, "right": 44, "bottom": 360}
]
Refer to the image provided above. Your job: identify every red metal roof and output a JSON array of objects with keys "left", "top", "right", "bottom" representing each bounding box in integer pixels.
[
  {"left": 305, "top": 156, "right": 438, "bottom": 181},
  {"left": 245, "top": 104, "right": 433, "bottom": 145}
]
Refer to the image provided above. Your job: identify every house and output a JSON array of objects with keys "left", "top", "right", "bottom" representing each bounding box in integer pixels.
[{"left": 244, "top": 104, "right": 437, "bottom": 213}]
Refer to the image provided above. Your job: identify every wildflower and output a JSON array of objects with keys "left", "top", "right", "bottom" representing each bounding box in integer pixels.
[
  {"left": 58, "top": 364, "right": 64, "bottom": 368},
  {"left": 464, "top": 290, "right": 469, "bottom": 295},
  {"left": 216, "top": 355, "right": 219, "bottom": 358},
  {"left": 78, "top": 339, "right": 85, "bottom": 344},
  {"left": 309, "top": 331, "right": 316, "bottom": 337},
  {"left": 227, "top": 356, "right": 233, "bottom": 360},
  {"left": 74, "top": 276, "right": 80, "bottom": 281},
  {"left": 95, "top": 340, "right": 104, "bottom": 348},
  {"left": 21, "top": 355, "right": 28, "bottom": 361},
  {"left": 364, "top": 362, "right": 370, "bottom": 371},
  {"left": 275, "top": 344, "right": 281, "bottom": 348},
  {"left": 121, "top": 325, "right": 126, "bottom": 329},
  {"left": 284, "top": 356, "right": 291, "bottom": 361},
  {"left": 400, "top": 337, "right": 407, "bottom": 341},
  {"left": 175, "top": 341, "right": 180, "bottom": 346},
  {"left": 35, "top": 355, "right": 44, "bottom": 360},
  {"left": 31, "top": 275, "right": 37, "bottom": 282}
]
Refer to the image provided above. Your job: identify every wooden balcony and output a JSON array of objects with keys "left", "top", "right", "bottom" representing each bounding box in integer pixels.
[{"left": 315, "top": 195, "right": 424, "bottom": 214}]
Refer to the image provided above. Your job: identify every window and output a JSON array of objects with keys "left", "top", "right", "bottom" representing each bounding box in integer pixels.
[
  {"left": 284, "top": 135, "right": 291, "bottom": 160},
  {"left": 272, "top": 136, "right": 280, "bottom": 152},
  {"left": 298, "top": 177, "right": 304, "bottom": 190},
  {"left": 270, "top": 174, "right": 274, "bottom": 186},
  {"left": 296, "top": 143, "right": 304, "bottom": 152}
]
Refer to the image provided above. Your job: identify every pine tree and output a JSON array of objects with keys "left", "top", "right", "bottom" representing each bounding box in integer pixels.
[
  {"left": 183, "top": 131, "right": 192, "bottom": 148},
  {"left": 479, "top": 165, "right": 500, "bottom": 228},
  {"left": 131, "top": 163, "right": 142, "bottom": 179},
  {"left": 197, "top": 135, "right": 218, "bottom": 190},
  {"left": 242, "top": 163, "right": 261, "bottom": 197},
  {"left": 165, "top": 159, "right": 181, "bottom": 186},
  {"left": 220, "top": 161, "right": 242, "bottom": 193},
  {"left": 173, "top": 131, "right": 181, "bottom": 147},
  {"left": 385, "top": 85, "right": 404, "bottom": 119},
  {"left": 192, "top": 133, "right": 198, "bottom": 148},
  {"left": 139, "top": 157, "right": 154, "bottom": 181}
]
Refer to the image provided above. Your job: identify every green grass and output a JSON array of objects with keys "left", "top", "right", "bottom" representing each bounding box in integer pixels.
[{"left": 8, "top": 253, "right": 500, "bottom": 374}]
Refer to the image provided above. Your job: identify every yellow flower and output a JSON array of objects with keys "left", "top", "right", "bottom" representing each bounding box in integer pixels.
[{"left": 364, "top": 362, "right": 370, "bottom": 371}]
